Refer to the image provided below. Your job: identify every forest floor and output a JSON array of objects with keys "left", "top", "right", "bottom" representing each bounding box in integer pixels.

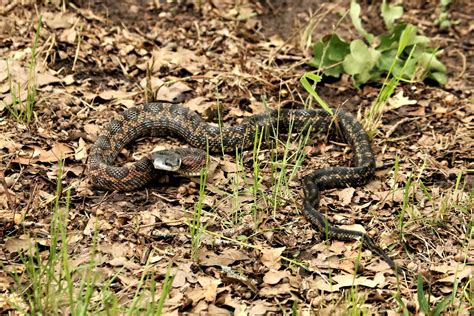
[{"left": 0, "top": 0, "right": 472, "bottom": 314}]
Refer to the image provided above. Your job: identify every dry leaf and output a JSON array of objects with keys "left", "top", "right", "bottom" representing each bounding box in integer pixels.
[
  {"left": 313, "top": 274, "right": 382, "bottom": 292},
  {"left": 42, "top": 11, "right": 77, "bottom": 29},
  {"left": 337, "top": 187, "right": 355, "bottom": 205},
  {"left": 4, "top": 236, "right": 34, "bottom": 253},
  {"left": 74, "top": 138, "right": 87, "bottom": 161},
  {"left": 436, "top": 266, "right": 472, "bottom": 284},
  {"left": 387, "top": 91, "right": 417, "bottom": 110},
  {"left": 108, "top": 257, "right": 141, "bottom": 270},
  {"left": 248, "top": 302, "right": 269, "bottom": 316},
  {"left": 38, "top": 143, "right": 74, "bottom": 162},
  {"left": 83, "top": 124, "right": 100, "bottom": 138},
  {"left": 259, "top": 283, "right": 292, "bottom": 296},
  {"left": 156, "top": 82, "right": 192, "bottom": 102},
  {"left": 199, "top": 248, "right": 249, "bottom": 266},
  {"left": 138, "top": 47, "right": 206, "bottom": 74},
  {"left": 262, "top": 269, "right": 290, "bottom": 285},
  {"left": 184, "top": 97, "right": 209, "bottom": 114},
  {"left": 98, "top": 90, "right": 135, "bottom": 101},
  {"left": 37, "top": 72, "right": 61, "bottom": 86},
  {"left": 98, "top": 243, "right": 129, "bottom": 258},
  {"left": 59, "top": 27, "right": 77, "bottom": 44},
  {"left": 171, "top": 269, "right": 190, "bottom": 288},
  {"left": 261, "top": 247, "right": 285, "bottom": 270}
]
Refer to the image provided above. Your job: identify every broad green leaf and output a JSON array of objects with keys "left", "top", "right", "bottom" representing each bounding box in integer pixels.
[
  {"left": 343, "top": 40, "right": 380, "bottom": 73},
  {"left": 307, "top": 4, "right": 448, "bottom": 88},
  {"left": 378, "top": 50, "right": 398, "bottom": 72},
  {"left": 381, "top": 0, "right": 403, "bottom": 30},
  {"left": 430, "top": 71, "right": 447, "bottom": 84},
  {"left": 343, "top": 40, "right": 381, "bottom": 87},
  {"left": 349, "top": 0, "right": 374, "bottom": 43},
  {"left": 327, "top": 34, "right": 350, "bottom": 61},
  {"left": 411, "top": 34, "right": 430, "bottom": 47},
  {"left": 418, "top": 52, "right": 446, "bottom": 72},
  {"left": 439, "top": 19, "right": 451, "bottom": 29},
  {"left": 377, "top": 23, "right": 407, "bottom": 52},
  {"left": 393, "top": 57, "right": 417, "bottom": 80},
  {"left": 323, "top": 63, "right": 345, "bottom": 77},
  {"left": 310, "top": 41, "right": 325, "bottom": 67},
  {"left": 309, "top": 34, "right": 349, "bottom": 77}
]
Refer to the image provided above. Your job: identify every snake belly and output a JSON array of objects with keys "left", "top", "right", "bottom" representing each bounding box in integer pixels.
[{"left": 88, "top": 102, "right": 397, "bottom": 270}]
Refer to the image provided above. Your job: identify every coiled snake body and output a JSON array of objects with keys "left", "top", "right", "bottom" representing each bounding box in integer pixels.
[{"left": 89, "top": 102, "right": 397, "bottom": 270}]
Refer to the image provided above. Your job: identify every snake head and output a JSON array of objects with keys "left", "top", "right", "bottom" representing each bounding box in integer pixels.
[{"left": 150, "top": 150, "right": 182, "bottom": 172}]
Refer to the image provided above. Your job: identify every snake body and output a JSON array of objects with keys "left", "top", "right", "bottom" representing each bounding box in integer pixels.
[{"left": 89, "top": 102, "right": 397, "bottom": 270}]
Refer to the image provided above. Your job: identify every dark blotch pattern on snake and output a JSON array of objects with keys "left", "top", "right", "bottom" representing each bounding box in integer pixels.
[{"left": 89, "top": 102, "right": 397, "bottom": 270}]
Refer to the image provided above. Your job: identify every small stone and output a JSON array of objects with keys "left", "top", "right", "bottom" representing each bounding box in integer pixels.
[{"left": 177, "top": 185, "right": 187, "bottom": 194}]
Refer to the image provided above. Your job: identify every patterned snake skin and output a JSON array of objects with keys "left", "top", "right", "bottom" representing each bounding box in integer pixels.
[{"left": 89, "top": 102, "right": 397, "bottom": 270}]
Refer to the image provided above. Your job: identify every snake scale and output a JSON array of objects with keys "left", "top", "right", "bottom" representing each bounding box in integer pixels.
[{"left": 89, "top": 102, "right": 397, "bottom": 270}]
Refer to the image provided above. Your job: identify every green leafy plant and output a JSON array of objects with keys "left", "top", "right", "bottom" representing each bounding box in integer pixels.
[
  {"left": 435, "top": 0, "right": 455, "bottom": 30},
  {"left": 308, "top": 0, "right": 447, "bottom": 88}
]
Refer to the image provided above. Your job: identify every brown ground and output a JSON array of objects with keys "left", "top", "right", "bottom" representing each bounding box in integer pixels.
[{"left": 0, "top": 0, "right": 472, "bottom": 314}]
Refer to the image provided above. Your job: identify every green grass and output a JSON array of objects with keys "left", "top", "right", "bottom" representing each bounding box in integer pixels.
[
  {"left": 5, "top": 101, "right": 471, "bottom": 315},
  {"left": 389, "top": 162, "right": 473, "bottom": 314},
  {"left": 5, "top": 160, "right": 176, "bottom": 314},
  {"left": 189, "top": 145, "right": 209, "bottom": 261},
  {"left": 300, "top": 8, "right": 471, "bottom": 311},
  {"left": 3, "top": 15, "right": 42, "bottom": 124}
]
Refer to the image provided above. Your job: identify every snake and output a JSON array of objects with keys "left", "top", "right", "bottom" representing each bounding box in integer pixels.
[{"left": 89, "top": 102, "right": 398, "bottom": 271}]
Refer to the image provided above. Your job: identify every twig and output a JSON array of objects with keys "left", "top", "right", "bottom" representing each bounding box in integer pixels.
[{"left": 385, "top": 117, "right": 416, "bottom": 138}]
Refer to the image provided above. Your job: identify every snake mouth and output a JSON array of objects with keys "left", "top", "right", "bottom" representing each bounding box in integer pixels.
[{"left": 151, "top": 150, "right": 182, "bottom": 172}]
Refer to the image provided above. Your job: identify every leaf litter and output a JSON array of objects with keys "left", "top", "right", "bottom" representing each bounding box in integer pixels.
[{"left": 0, "top": 0, "right": 473, "bottom": 314}]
